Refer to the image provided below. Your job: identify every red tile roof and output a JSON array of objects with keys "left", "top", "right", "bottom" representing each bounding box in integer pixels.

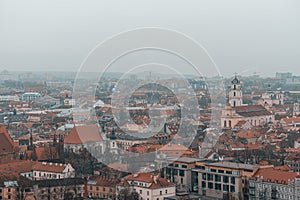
[
  {"left": 236, "top": 131, "right": 260, "bottom": 139},
  {"left": 88, "top": 176, "right": 119, "bottom": 187},
  {"left": 281, "top": 116, "right": 300, "bottom": 124},
  {"left": 0, "top": 126, "right": 14, "bottom": 154},
  {"left": 124, "top": 173, "right": 174, "bottom": 189},
  {"left": 252, "top": 167, "right": 297, "bottom": 185},
  {"left": 235, "top": 105, "right": 272, "bottom": 117},
  {"left": 32, "top": 162, "right": 68, "bottom": 173},
  {"left": 64, "top": 124, "right": 103, "bottom": 144}
]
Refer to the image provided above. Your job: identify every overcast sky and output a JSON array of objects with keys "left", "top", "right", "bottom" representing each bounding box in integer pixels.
[{"left": 0, "top": 0, "right": 299, "bottom": 77}]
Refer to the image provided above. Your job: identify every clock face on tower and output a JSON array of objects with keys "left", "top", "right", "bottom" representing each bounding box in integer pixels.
[{"left": 231, "top": 77, "right": 240, "bottom": 84}]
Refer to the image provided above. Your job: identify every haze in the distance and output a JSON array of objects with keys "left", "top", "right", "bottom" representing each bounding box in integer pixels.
[{"left": 0, "top": 0, "right": 299, "bottom": 77}]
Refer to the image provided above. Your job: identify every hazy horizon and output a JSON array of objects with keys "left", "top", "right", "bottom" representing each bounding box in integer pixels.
[{"left": 1, "top": 0, "right": 299, "bottom": 77}]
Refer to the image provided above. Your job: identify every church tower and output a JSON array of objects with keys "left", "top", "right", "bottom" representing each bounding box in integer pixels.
[
  {"left": 293, "top": 102, "right": 300, "bottom": 116},
  {"left": 229, "top": 75, "right": 243, "bottom": 107}
]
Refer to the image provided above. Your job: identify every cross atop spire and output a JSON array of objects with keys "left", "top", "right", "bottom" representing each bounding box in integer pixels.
[{"left": 234, "top": 72, "right": 238, "bottom": 78}]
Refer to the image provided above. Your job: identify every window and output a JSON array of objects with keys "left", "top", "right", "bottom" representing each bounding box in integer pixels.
[
  {"left": 173, "top": 169, "right": 178, "bottom": 175},
  {"left": 223, "top": 176, "right": 229, "bottom": 183},
  {"left": 215, "top": 183, "right": 221, "bottom": 190},
  {"left": 231, "top": 177, "right": 235, "bottom": 184},
  {"left": 179, "top": 170, "right": 185, "bottom": 177},
  {"left": 233, "top": 92, "right": 236, "bottom": 96},
  {"left": 215, "top": 175, "right": 221, "bottom": 182},
  {"left": 202, "top": 173, "right": 206, "bottom": 180},
  {"left": 223, "top": 185, "right": 229, "bottom": 192},
  {"left": 202, "top": 181, "right": 206, "bottom": 188},
  {"left": 230, "top": 186, "right": 235, "bottom": 192},
  {"left": 160, "top": 191, "right": 162, "bottom": 195},
  {"left": 165, "top": 189, "right": 168, "bottom": 194},
  {"left": 140, "top": 190, "right": 142, "bottom": 194},
  {"left": 147, "top": 191, "right": 149, "bottom": 195},
  {"left": 96, "top": 187, "right": 99, "bottom": 191},
  {"left": 208, "top": 174, "right": 213, "bottom": 181},
  {"left": 208, "top": 182, "right": 213, "bottom": 189}
]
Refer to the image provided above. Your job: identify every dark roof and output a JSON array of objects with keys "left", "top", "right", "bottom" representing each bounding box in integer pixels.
[
  {"left": 32, "top": 178, "right": 85, "bottom": 187},
  {"left": 235, "top": 105, "right": 272, "bottom": 117}
]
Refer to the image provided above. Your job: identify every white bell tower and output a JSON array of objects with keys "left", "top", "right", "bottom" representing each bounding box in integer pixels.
[{"left": 229, "top": 74, "right": 243, "bottom": 107}]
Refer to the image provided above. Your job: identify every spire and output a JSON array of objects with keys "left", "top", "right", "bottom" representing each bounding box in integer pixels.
[{"left": 231, "top": 72, "right": 240, "bottom": 84}]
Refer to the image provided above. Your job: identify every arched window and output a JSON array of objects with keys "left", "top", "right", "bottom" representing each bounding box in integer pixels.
[
  {"left": 234, "top": 85, "right": 236, "bottom": 90},
  {"left": 233, "top": 92, "right": 236, "bottom": 97},
  {"left": 224, "top": 120, "right": 227, "bottom": 127},
  {"left": 233, "top": 101, "right": 236, "bottom": 107},
  {"left": 229, "top": 120, "right": 232, "bottom": 128}
]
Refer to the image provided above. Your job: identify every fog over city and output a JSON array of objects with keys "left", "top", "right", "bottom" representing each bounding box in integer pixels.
[{"left": 1, "top": 0, "right": 300, "bottom": 76}]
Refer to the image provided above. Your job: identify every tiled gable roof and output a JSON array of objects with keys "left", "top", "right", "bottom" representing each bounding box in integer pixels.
[
  {"left": 64, "top": 124, "right": 103, "bottom": 144},
  {"left": 0, "top": 126, "right": 14, "bottom": 154},
  {"left": 235, "top": 105, "right": 272, "bottom": 117},
  {"left": 124, "top": 173, "right": 174, "bottom": 189}
]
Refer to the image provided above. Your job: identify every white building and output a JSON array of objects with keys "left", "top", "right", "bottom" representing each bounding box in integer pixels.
[
  {"left": 21, "top": 92, "right": 41, "bottom": 102},
  {"left": 249, "top": 167, "right": 300, "bottom": 200},
  {"left": 0, "top": 95, "right": 19, "bottom": 102},
  {"left": 20, "top": 162, "right": 75, "bottom": 181},
  {"left": 117, "top": 173, "right": 176, "bottom": 200}
]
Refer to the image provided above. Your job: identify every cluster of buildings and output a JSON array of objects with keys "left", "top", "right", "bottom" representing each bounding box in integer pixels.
[{"left": 0, "top": 71, "right": 300, "bottom": 199}]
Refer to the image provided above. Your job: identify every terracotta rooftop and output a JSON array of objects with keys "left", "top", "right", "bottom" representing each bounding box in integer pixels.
[
  {"left": 88, "top": 176, "right": 119, "bottom": 187},
  {"left": 0, "top": 126, "right": 14, "bottom": 154},
  {"left": 32, "top": 162, "right": 68, "bottom": 173},
  {"left": 235, "top": 105, "right": 272, "bottom": 117},
  {"left": 64, "top": 124, "right": 103, "bottom": 144},
  {"left": 236, "top": 131, "right": 260, "bottom": 139},
  {"left": 252, "top": 167, "right": 297, "bottom": 185},
  {"left": 0, "top": 160, "right": 69, "bottom": 174},
  {"left": 124, "top": 173, "right": 174, "bottom": 189},
  {"left": 281, "top": 116, "right": 300, "bottom": 124}
]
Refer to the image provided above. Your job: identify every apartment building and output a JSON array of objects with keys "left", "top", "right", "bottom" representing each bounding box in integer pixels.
[
  {"left": 160, "top": 157, "right": 199, "bottom": 192},
  {"left": 249, "top": 167, "right": 300, "bottom": 200},
  {"left": 87, "top": 176, "right": 119, "bottom": 200},
  {"left": 192, "top": 161, "right": 259, "bottom": 200}
]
